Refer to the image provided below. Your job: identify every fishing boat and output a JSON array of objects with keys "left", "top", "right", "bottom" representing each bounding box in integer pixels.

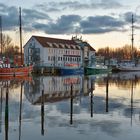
[
  {"left": 0, "top": 7, "right": 33, "bottom": 76},
  {"left": 85, "top": 65, "right": 111, "bottom": 75}
]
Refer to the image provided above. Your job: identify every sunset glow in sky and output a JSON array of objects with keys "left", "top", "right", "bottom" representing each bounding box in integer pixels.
[{"left": 0, "top": 0, "right": 140, "bottom": 49}]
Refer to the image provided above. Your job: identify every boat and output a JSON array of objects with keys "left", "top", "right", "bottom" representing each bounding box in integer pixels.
[
  {"left": 0, "top": 65, "right": 33, "bottom": 76},
  {"left": 59, "top": 66, "right": 84, "bottom": 75},
  {"left": 112, "top": 14, "right": 140, "bottom": 72},
  {"left": 85, "top": 65, "right": 111, "bottom": 75},
  {"left": 112, "top": 60, "right": 140, "bottom": 72},
  {"left": 0, "top": 7, "right": 33, "bottom": 76}
]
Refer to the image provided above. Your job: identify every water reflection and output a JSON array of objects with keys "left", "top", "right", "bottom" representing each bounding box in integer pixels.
[
  {"left": 24, "top": 75, "right": 94, "bottom": 105},
  {"left": 5, "top": 82, "right": 9, "bottom": 140},
  {"left": 0, "top": 85, "right": 3, "bottom": 133},
  {"left": 19, "top": 82, "right": 23, "bottom": 140},
  {"left": 1, "top": 73, "right": 140, "bottom": 140},
  {"left": 0, "top": 77, "right": 32, "bottom": 140}
]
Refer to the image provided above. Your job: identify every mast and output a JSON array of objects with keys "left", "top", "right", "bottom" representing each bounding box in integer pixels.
[
  {"left": 0, "top": 16, "right": 2, "bottom": 55},
  {"left": 131, "top": 14, "right": 134, "bottom": 61},
  {"left": 19, "top": 7, "right": 23, "bottom": 65}
]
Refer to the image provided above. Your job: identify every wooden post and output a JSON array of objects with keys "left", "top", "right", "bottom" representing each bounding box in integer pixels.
[
  {"left": 41, "top": 89, "right": 44, "bottom": 135},
  {"left": 106, "top": 75, "right": 109, "bottom": 112},
  {"left": 5, "top": 82, "right": 9, "bottom": 140},
  {"left": 90, "top": 79, "right": 94, "bottom": 117},
  {"left": 70, "top": 84, "right": 73, "bottom": 125}
]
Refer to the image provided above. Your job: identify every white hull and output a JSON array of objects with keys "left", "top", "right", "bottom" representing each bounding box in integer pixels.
[{"left": 116, "top": 66, "right": 140, "bottom": 71}]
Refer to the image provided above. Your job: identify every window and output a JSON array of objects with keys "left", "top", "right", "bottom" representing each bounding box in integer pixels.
[{"left": 48, "top": 56, "right": 50, "bottom": 61}]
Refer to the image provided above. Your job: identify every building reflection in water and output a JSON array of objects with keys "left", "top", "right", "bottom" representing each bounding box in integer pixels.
[
  {"left": 24, "top": 75, "right": 95, "bottom": 105},
  {"left": 24, "top": 75, "right": 96, "bottom": 126}
]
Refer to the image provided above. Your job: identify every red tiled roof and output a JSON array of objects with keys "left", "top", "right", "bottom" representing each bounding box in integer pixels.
[{"left": 33, "top": 35, "right": 80, "bottom": 50}]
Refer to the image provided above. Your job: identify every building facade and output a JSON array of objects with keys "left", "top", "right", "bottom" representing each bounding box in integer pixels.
[{"left": 24, "top": 36, "right": 95, "bottom": 68}]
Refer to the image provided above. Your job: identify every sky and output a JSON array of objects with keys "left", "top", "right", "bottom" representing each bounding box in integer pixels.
[{"left": 0, "top": 0, "right": 140, "bottom": 50}]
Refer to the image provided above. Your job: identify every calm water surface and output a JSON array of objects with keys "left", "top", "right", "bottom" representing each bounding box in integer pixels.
[{"left": 0, "top": 72, "right": 140, "bottom": 140}]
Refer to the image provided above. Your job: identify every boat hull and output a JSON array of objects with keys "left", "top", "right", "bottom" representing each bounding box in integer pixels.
[
  {"left": 112, "top": 66, "right": 140, "bottom": 72},
  {"left": 60, "top": 67, "right": 84, "bottom": 75},
  {"left": 85, "top": 67, "right": 111, "bottom": 75},
  {"left": 0, "top": 65, "right": 33, "bottom": 76}
]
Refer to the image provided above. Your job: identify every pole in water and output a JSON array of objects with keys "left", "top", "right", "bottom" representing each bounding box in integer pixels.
[
  {"left": 41, "top": 89, "right": 44, "bottom": 135},
  {"left": 70, "top": 84, "right": 73, "bottom": 125}
]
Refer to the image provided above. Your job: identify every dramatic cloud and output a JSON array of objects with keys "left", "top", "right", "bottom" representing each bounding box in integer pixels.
[
  {"left": 30, "top": 14, "right": 128, "bottom": 34},
  {"left": 33, "top": 15, "right": 81, "bottom": 34},
  {"left": 0, "top": 3, "right": 51, "bottom": 31},
  {"left": 0, "top": 2, "right": 136, "bottom": 34},
  {"left": 0, "top": 6, "right": 19, "bottom": 30},
  {"left": 80, "top": 16, "right": 126, "bottom": 34}
]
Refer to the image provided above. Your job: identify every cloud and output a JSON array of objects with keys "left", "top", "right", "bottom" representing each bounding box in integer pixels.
[
  {"left": 32, "top": 14, "right": 128, "bottom": 34},
  {"left": 0, "top": 3, "right": 51, "bottom": 31},
  {"left": 34, "top": 3, "right": 61, "bottom": 12},
  {"left": 35, "top": 0, "right": 123, "bottom": 12},
  {"left": 80, "top": 16, "right": 126, "bottom": 34},
  {"left": 33, "top": 15, "right": 81, "bottom": 34},
  {"left": 0, "top": 2, "right": 134, "bottom": 34},
  {"left": 0, "top": 6, "right": 19, "bottom": 30}
]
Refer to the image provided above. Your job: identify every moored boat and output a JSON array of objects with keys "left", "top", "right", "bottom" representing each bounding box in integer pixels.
[
  {"left": 85, "top": 65, "right": 111, "bottom": 75},
  {"left": 59, "top": 67, "right": 84, "bottom": 75},
  {"left": 112, "top": 59, "right": 140, "bottom": 72},
  {"left": 0, "top": 8, "right": 33, "bottom": 77},
  {"left": 0, "top": 65, "right": 33, "bottom": 76}
]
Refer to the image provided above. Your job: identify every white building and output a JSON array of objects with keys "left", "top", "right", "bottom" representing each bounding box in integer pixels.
[{"left": 24, "top": 36, "right": 95, "bottom": 68}]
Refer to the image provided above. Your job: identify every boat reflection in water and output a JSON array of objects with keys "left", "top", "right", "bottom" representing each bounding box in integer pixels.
[{"left": 0, "top": 77, "right": 32, "bottom": 140}]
